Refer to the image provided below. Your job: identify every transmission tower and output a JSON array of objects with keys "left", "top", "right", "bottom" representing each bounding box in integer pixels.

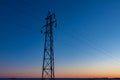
[{"left": 41, "top": 11, "right": 57, "bottom": 80}]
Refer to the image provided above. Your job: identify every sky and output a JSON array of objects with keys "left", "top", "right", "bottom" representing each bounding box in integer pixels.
[{"left": 1, "top": 0, "right": 120, "bottom": 78}]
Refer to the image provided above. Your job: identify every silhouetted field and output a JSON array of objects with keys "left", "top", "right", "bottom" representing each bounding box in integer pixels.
[{"left": 0, "top": 78, "right": 120, "bottom": 80}]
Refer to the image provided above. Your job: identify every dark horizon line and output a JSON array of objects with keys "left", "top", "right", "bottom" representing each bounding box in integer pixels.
[{"left": 1, "top": 77, "right": 120, "bottom": 79}]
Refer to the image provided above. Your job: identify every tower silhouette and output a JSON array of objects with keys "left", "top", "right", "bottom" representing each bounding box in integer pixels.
[{"left": 41, "top": 11, "right": 57, "bottom": 80}]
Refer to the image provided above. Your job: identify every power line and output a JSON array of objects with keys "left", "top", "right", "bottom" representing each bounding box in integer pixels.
[{"left": 61, "top": 30, "right": 120, "bottom": 65}]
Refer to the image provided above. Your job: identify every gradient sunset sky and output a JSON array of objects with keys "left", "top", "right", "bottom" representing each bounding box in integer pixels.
[{"left": 1, "top": 0, "right": 120, "bottom": 78}]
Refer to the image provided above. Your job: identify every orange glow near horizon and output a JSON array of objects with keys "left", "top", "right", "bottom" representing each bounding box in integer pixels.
[
  {"left": 1, "top": 65, "right": 120, "bottom": 78},
  {"left": 1, "top": 69, "right": 120, "bottom": 78},
  {"left": 55, "top": 70, "right": 120, "bottom": 78}
]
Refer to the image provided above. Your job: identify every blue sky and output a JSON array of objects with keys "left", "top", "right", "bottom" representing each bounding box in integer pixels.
[{"left": 0, "top": 0, "right": 120, "bottom": 78}]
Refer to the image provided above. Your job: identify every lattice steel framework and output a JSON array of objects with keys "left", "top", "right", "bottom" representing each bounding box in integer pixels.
[{"left": 41, "top": 11, "right": 57, "bottom": 80}]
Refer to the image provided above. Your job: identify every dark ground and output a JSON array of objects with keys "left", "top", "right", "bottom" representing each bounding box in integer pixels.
[{"left": 0, "top": 78, "right": 120, "bottom": 80}]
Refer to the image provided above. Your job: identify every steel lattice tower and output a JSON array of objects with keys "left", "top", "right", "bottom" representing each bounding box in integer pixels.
[{"left": 41, "top": 11, "right": 57, "bottom": 80}]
